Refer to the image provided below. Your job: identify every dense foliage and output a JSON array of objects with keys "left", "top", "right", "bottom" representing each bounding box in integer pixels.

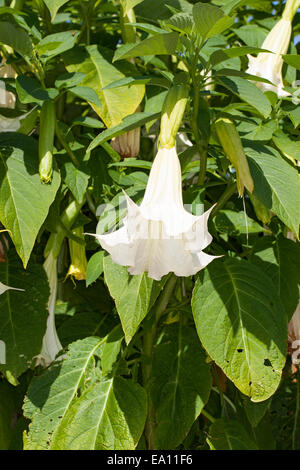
[{"left": 0, "top": 0, "right": 300, "bottom": 451}]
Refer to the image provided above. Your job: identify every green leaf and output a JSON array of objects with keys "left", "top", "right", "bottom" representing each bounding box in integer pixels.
[
  {"left": 192, "top": 258, "right": 287, "bottom": 402},
  {"left": 0, "top": 252, "right": 49, "bottom": 379},
  {"left": 24, "top": 337, "right": 104, "bottom": 449},
  {"left": 243, "top": 396, "right": 271, "bottom": 427},
  {"left": 64, "top": 45, "right": 144, "bottom": 127},
  {"left": 151, "top": 324, "right": 212, "bottom": 449},
  {"left": 113, "top": 32, "right": 179, "bottom": 62},
  {"left": 210, "top": 46, "right": 269, "bottom": 67},
  {"left": 214, "top": 210, "right": 264, "bottom": 236},
  {"left": 252, "top": 236, "right": 300, "bottom": 319},
  {"left": 55, "top": 72, "right": 86, "bottom": 89},
  {"left": 68, "top": 86, "right": 101, "bottom": 108},
  {"left": 86, "top": 251, "right": 104, "bottom": 287},
  {"left": 37, "top": 31, "right": 79, "bottom": 62},
  {"left": 233, "top": 24, "right": 268, "bottom": 49},
  {"left": 192, "top": 3, "right": 234, "bottom": 39},
  {"left": 0, "top": 133, "right": 61, "bottom": 266},
  {"left": 217, "top": 76, "right": 271, "bottom": 118},
  {"left": 0, "top": 21, "right": 33, "bottom": 62},
  {"left": 43, "top": 0, "right": 70, "bottom": 20},
  {"left": 283, "top": 54, "right": 300, "bottom": 70},
  {"left": 103, "top": 256, "right": 166, "bottom": 343},
  {"left": 87, "top": 112, "right": 160, "bottom": 152},
  {"left": 164, "top": 13, "right": 194, "bottom": 34},
  {"left": 16, "top": 76, "right": 58, "bottom": 105},
  {"left": 60, "top": 159, "right": 90, "bottom": 204},
  {"left": 272, "top": 133, "right": 300, "bottom": 161},
  {"left": 101, "top": 75, "right": 170, "bottom": 90},
  {"left": 245, "top": 141, "right": 300, "bottom": 237},
  {"left": 100, "top": 325, "right": 124, "bottom": 376},
  {"left": 207, "top": 419, "right": 258, "bottom": 450},
  {"left": 49, "top": 376, "right": 147, "bottom": 450},
  {"left": 0, "top": 381, "right": 15, "bottom": 449},
  {"left": 288, "top": 106, "right": 300, "bottom": 128}
]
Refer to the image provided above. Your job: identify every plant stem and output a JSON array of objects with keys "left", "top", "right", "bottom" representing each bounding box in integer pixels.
[
  {"left": 142, "top": 274, "right": 177, "bottom": 449},
  {"left": 201, "top": 409, "right": 216, "bottom": 423},
  {"left": 211, "top": 183, "right": 236, "bottom": 217},
  {"left": 188, "top": 41, "right": 208, "bottom": 186}
]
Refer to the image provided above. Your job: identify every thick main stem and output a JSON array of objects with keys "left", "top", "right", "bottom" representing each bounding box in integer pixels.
[{"left": 142, "top": 275, "right": 177, "bottom": 449}]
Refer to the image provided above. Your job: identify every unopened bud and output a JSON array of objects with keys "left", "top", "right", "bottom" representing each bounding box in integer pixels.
[
  {"left": 215, "top": 118, "right": 254, "bottom": 197},
  {"left": 67, "top": 226, "right": 87, "bottom": 281}
]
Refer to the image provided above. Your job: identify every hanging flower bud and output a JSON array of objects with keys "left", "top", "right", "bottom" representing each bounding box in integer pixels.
[
  {"left": 246, "top": 0, "right": 299, "bottom": 97},
  {"left": 215, "top": 117, "right": 254, "bottom": 197},
  {"left": 38, "top": 100, "right": 55, "bottom": 184},
  {"left": 90, "top": 86, "right": 217, "bottom": 280},
  {"left": 66, "top": 226, "right": 87, "bottom": 281}
]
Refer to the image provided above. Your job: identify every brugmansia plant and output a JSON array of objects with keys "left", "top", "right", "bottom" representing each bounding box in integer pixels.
[{"left": 0, "top": 0, "right": 299, "bottom": 452}]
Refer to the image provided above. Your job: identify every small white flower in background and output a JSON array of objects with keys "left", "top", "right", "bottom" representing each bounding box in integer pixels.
[
  {"left": 92, "top": 85, "right": 218, "bottom": 281},
  {"left": 246, "top": 0, "right": 299, "bottom": 98},
  {"left": 0, "top": 63, "right": 23, "bottom": 132},
  {"left": 111, "top": 127, "right": 140, "bottom": 158},
  {"left": 0, "top": 282, "right": 24, "bottom": 295},
  {"left": 36, "top": 251, "right": 63, "bottom": 366}
]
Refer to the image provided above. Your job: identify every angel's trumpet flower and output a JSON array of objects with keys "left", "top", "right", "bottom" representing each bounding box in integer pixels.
[
  {"left": 92, "top": 85, "right": 218, "bottom": 280},
  {"left": 246, "top": 0, "right": 299, "bottom": 97},
  {"left": 37, "top": 251, "right": 63, "bottom": 366}
]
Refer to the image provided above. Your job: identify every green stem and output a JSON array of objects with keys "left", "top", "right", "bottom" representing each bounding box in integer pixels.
[
  {"left": 44, "top": 198, "right": 84, "bottom": 259},
  {"left": 211, "top": 183, "right": 236, "bottom": 217},
  {"left": 190, "top": 48, "right": 207, "bottom": 186},
  {"left": 201, "top": 409, "right": 216, "bottom": 423},
  {"left": 55, "top": 122, "right": 80, "bottom": 167},
  {"left": 142, "top": 274, "right": 177, "bottom": 449}
]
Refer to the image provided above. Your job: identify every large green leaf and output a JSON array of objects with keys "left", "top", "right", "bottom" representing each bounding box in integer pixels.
[
  {"left": 43, "top": 0, "right": 70, "bottom": 20},
  {"left": 24, "top": 337, "right": 104, "bottom": 449},
  {"left": 251, "top": 236, "right": 300, "bottom": 320},
  {"left": 192, "top": 3, "right": 234, "bottom": 39},
  {"left": 0, "top": 21, "right": 33, "bottom": 62},
  {"left": 103, "top": 256, "right": 166, "bottom": 343},
  {"left": 36, "top": 31, "right": 79, "bottom": 62},
  {"left": 245, "top": 142, "right": 300, "bottom": 238},
  {"left": 113, "top": 32, "right": 179, "bottom": 62},
  {"left": 192, "top": 258, "right": 287, "bottom": 402},
  {"left": 0, "top": 134, "right": 61, "bottom": 267},
  {"left": 151, "top": 324, "right": 212, "bottom": 449},
  {"left": 64, "top": 45, "right": 144, "bottom": 128},
  {"left": 16, "top": 76, "right": 58, "bottom": 105},
  {"left": 217, "top": 76, "right": 271, "bottom": 118},
  {"left": 0, "top": 253, "right": 49, "bottom": 380},
  {"left": 50, "top": 376, "right": 147, "bottom": 450},
  {"left": 207, "top": 419, "right": 258, "bottom": 450}
]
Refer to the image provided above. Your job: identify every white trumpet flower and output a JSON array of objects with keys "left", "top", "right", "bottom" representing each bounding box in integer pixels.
[
  {"left": 36, "top": 251, "right": 63, "bottom": 366},
  {"left": 94, "top": 146, "right": 217, "bottom": 281},
  {"left": 0, "top": 63, "right": 25, "bottom": 132},
  {"left": 289, "top": 302, "right": 300, "bottom": 344},
  {"left": 246, "top": 18, "right": 292, "bottom": 97}
]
